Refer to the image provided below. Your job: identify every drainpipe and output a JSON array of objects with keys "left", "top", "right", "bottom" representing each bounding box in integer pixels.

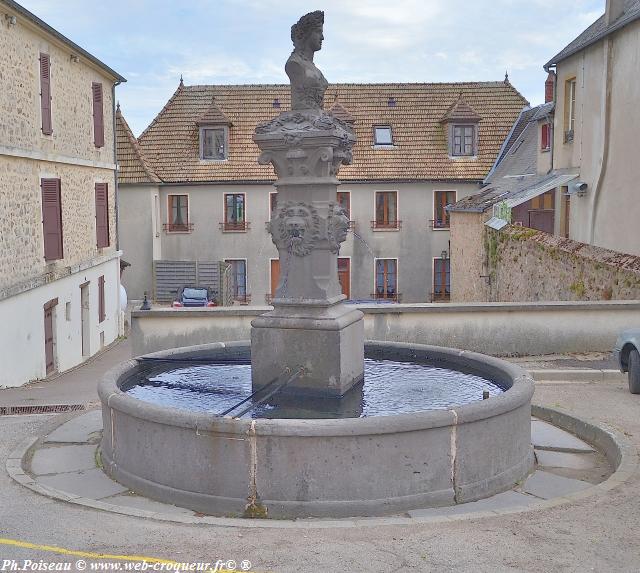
[
  {"left": 111, "top": 79, "right": 123, "bottom": 251},
  {"left": 589, "top": 37, "right": 613, "bottom": 244}
]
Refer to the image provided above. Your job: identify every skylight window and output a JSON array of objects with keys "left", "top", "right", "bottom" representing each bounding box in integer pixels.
[{"left": 374, "top": 126, "right": 393, "bottom": 146}]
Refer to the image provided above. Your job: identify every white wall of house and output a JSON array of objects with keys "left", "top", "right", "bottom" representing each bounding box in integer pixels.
[
  {"left": 120, "top": 180, "right": 480, "bottom": 304},
  {"left": 0, "top": 256, "right": 120, "bottom": 388},
  {"left": 553, "top": 18, "right": 640, "bottom": 255}
]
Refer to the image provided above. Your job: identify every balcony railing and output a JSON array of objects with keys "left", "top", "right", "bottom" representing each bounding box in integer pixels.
[
  {"left": 429, "top": 219, "right": 450, "bottom": 230},
  {"left": 371, "top": 291, "right": 402, "bottom": 302},
  {"left": 232, "top": 293, "right": 252, "bottom": 304},
  {"left": 265, "top": 294, "right": 274, "bottom": 304},
  {"left": 370, "top": 220, "right": 402, "bottom": 231},
  {"left": 163, "top": 222, "right": 194, "bottom": 233},
  {"left": 430, "top": 291, "right": 451, "bottom": 302},
  {"left": 220, "top": 221, "right": 250, "bottom": 232}
]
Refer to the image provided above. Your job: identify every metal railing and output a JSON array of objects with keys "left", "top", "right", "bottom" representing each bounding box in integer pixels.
[
  {"left": 370, "top": 220, "right": 402, "bottom": 230},
  {"left": 370, "top": 291, "right": 402, "bottom": 302},
  {"left": 163, "top": 222, "right": 194, "bottom": 233},
  {"left": 220, "top": 221, "right": 251, "bottom": 232}
]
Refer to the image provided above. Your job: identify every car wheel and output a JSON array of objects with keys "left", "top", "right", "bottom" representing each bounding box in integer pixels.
[{"left": 629, "top": 348, "right": 640, "bottom": 394}]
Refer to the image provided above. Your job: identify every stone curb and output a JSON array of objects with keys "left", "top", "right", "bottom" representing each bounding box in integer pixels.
[
  {"left": 5, "top": 406, "right": 638, "bottom": 529},
  {"left": 529, "top": 369, "right": 625, "bottom": 383}
]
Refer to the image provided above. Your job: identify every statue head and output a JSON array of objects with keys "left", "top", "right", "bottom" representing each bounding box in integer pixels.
[{"left": 291, "top": 10, "right": 324, "bottom": 52}]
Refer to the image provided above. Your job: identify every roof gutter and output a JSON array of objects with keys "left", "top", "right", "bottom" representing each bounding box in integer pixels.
[
  {"left": 589, "top": 36, "right": 614, "bottom": 244},
  {"left": 1, "top": 0, "right": 126, "bottom": 82},
  {"left": 112, "top": 80, "right": 123, "bottom": 251}
]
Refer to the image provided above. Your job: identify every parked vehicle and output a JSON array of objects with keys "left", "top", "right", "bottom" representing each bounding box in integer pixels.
[
  {"left": 172, "top": 286, "right": 217, "bottom": 308},
  {"left": 614, "top": 329, "right": 640, "bottom": 394}
]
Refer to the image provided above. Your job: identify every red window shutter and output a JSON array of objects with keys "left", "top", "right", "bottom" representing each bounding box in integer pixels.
[
  {"left": 92, "top": 82, "right": 104, "bottom": 147},
  {"left": 41, "top": 178, "right": 63, "bottom": 260},
  {"left": 98, "top": 275, "right": 105, "bottom": 323},
  {"left": 541, "top": 124, "right": 550, "bottom": 150},
  {"left": 95, "top": 183, "right": 109, "bottom": 248},
  {"left": 40, "top": 53, "right": 52, "bottom": 135}
]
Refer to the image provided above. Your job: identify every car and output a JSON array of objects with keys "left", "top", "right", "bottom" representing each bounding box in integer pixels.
[
  {"left": 172, "top": 286, "right": 217, "bottom": 308},
  {"left": 614, "top": 328, "right": 640, "bottom": 394}
]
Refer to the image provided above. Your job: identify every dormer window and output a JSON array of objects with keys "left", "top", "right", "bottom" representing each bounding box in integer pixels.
[
  {"left": 201, "top": 127, "right": 227, "bottom": 160},
  {"left": 196, "top": 97, "right": 232, "bottom": 161},
  {"left": 374, "top": 125, "right": 393, "bottom": 146},
  {"left": 440, "top": 96, "right": 481, "bottom": 159},
  {"left": 452, "top": 125, "right": 476, "bottom": 156}
]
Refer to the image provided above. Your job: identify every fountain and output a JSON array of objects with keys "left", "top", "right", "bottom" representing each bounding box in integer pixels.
[{"left": 99, "top": 11, "right": 534, "bottom": 519}]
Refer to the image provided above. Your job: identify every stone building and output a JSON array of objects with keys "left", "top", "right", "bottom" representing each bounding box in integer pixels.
[
  {"left": 544, "top": 0, "right": 640, "bottom": 256},
  {"left": 0, "top": 0, "right": 125, "bottom": 387},
  {"left": 117, "top": 80, "right": 527, "bottom": 305}
]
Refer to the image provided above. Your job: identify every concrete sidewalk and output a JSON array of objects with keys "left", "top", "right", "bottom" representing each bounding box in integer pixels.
[{"left": 0, "top": 338, "right": 131, "bottom": 407}]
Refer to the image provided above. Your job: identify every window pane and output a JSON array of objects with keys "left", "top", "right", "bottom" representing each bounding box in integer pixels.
[
  {"left": 227, "top": 260, "right": 247, "bottom": 298},
  {"left": 337, "top": 192, "right": 350, "bottom": 218},
  {"left": 387, "top": 193, "right": 397, "bottom": 222},
  {"left": 374, "top": 126, "right": 393, "bottom": 145},
  {"left": 170, "top": 195, "right": 187, "bottom": 226},
  {"left": 376, "top": 193, "right": 386, "bottom": 223},
  {"left": 203, "top": 129, "right": 225, "bottom": 159},
  {"left": 225, "top": 194, "right": 245, "bottom": 223}
]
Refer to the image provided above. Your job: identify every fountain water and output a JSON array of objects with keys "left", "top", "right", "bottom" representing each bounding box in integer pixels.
[{"left": 99, "top": 11, "right": 534, "bottom": 519}]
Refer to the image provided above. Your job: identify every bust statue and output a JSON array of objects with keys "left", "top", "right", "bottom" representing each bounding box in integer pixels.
[{"left": 286, "top": 11, "right": 328, "bottom": 111}]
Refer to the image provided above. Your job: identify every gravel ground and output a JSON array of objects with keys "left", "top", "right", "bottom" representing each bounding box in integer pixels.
[{"left": 1, "top": 379, "right": 639, "bottom": 572}]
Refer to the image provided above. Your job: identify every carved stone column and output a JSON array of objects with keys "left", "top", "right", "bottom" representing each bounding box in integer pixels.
[{"left": 251, "top": 110, "right": 364, "bottom": 397}]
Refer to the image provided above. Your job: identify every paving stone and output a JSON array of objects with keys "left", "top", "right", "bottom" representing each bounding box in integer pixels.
[
  {"left": 535, "top": 449, "right": 598, "bottom": 470},
  {"left": 105, "top": 493, "right": 195, "bottom": 515},
  {"left": 45, "top": 410, "right": 103, "bottom": 444},
  {"left": 31, "top": 445, "right": 98, "bottom": 475},
  {"left": 531, "top": 420, "right": 595, "bottom": 452},
  {"left": 38, "top": 468, "right": 128, "bottom": 499},
  {"left": 522, "top": 470, "right": 591, "bottom": 499},
  {"left": 408, "top": 490, "right": 537, "bottom": 518}
]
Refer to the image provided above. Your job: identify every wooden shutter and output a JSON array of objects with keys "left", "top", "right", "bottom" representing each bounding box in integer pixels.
[
  {"left": 92, "top": 82, "right": 104, "bottom": 147},
  {"left": 98, "top": 275, "right": 105, "bottom": 323},
  {"left": 541, "top": 124, "right": 550, "bottom": 150},
  {"left": 41, "top": 178, "right": 63, "bottom": 260},
  {"left": 40, "top": 53, "right": 52, "bottom": 135},
  {"left": 95, "top": 183, "right": 109, "bottom": 247}
]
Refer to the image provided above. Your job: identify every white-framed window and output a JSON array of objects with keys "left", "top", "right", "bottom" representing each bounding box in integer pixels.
[
  {"left": 200, "top": 126, "right": 228, "bottom": 160},
  {"left": 374, "top": 258, "right": 399, "bottom": 301},
  {"left": 225, "top": 259, "right": 248, "bottom": 302},
  {"left": 432, "top": 256, "right": 451, "bottom": 301},
  {"left": 451, "top": 124, "right": 476, "bottom": 156},
  {"left": 432, "top": 190, "right": 457, "bottom": 229},
  {"left": 564, "top": 78, "right": 576, "bottom": 143},
  {"left": 337, "top": 190, "right": 351, "bottom": 220},
  {"left": 373, "top": 190, "right": 400, "bottom": 230},
  {"left": 373, "top": 125, "right": 393, "bottom": 146},
  {"left": 222, "top": 192, "right": 248, "bottom": 231},
  {"left": 165, "top": 194, "right": 191, "bottom": 233}
]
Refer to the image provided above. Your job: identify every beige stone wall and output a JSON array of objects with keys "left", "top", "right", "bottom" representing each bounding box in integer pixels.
[
  {"left": 485, "top": 226, "right": 640, "bottom": 302},
  {"left": 553, "top": 20, "right": 640, "bottom": 255},
  {"left": 0, "top": 9, "right": 116, "bottom": 164},
  {"left": 450, "top": 211, "right": 489, "bottom": 302},
  {"left": 0, "top": 157, "right": 117, "bottom": 292},
  {"left": 0, "top": 7, "right": 119, "bottom": 295}
]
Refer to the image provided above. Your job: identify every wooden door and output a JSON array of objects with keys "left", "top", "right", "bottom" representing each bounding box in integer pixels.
[
  {"left": 43, "top": 302, "right": 56, "bottom": 374},
  {"left": 338, "top": 258, "right": 350, "bottom": 299},
  {"left": 270, "top": 259, "right": 280, "bottom": 299}
]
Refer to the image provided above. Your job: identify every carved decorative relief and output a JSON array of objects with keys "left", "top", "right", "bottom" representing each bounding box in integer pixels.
[
  {"left": 268, "top": 201, "right": 321, "bottom": 257},
  {"left": 326, "top": 202, "right": 350, "bottom": 254}
]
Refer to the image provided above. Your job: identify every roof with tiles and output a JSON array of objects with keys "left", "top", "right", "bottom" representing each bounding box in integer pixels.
[
  {"left": 450, "top": 102, "right": 564, "bottom": 213},
  {"left": 127, "top": 80, "right": 528, "bottom": 184},
  {"left": 545, "top": 0, "right": 640, "bottom": 69},
  {"left": 196, "top": 98, "right": 232, "bottom": 126},
  {"left": 439, "top": 96, "right": 482, "bottom": 123},
  {"left": 116, "top": 106, "right": 161, "bottom": 184}
]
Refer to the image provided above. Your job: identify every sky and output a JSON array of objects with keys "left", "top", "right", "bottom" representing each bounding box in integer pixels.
[{"left": 18, "top": 0, "right": 604, "bottom": 136}]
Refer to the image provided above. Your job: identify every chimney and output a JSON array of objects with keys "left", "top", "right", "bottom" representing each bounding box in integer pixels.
[
  {"left": 545, "top": 71, "right": 556, "bottom": 103},
  {"left": 605, "top": 0, "right": 625, "bottom": 25}
]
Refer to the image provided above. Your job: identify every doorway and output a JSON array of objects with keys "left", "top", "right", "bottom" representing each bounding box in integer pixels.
[
  {"left": 43, "top": 298, "right": 58, "bottom": 375},
  {"left": 80, "top": 282, "right": 90, "bottom": 357}
]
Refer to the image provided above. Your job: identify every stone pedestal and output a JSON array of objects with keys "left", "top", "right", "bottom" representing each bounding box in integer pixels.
[{"left": 251, "top": 110, "right": 364, "bottom": 397}]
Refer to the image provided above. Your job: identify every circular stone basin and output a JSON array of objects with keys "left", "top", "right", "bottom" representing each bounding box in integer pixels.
[{"left": 98, "top": 341, "right": 534, "bottom": 519}]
